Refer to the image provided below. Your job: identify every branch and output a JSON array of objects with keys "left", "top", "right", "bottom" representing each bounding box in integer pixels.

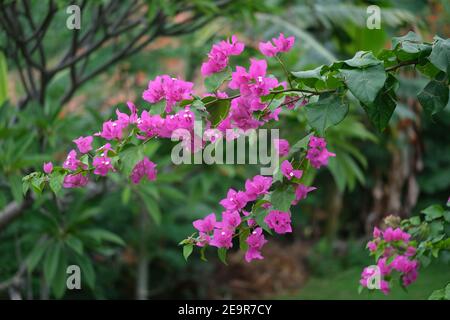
[{"left": 0, "top": 199, "right": 31, "bottom": 231}]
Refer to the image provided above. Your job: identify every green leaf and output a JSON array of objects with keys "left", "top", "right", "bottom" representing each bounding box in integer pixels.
[
  {"left": 218, "top": 247, "right": 227, "bottom": 265},
  {"left": 409, "top": 216, "right": 421, "bottom": 226},
  {"left": 9, "top": 175, "right": 23, "bottom": 203},
  {"left": 204, "top": 67, "right": 231, "bottom": 92},
  {"left": 80, "top": 228, "right": 125, "bottom": 246},
  {"left": 207, "top": 99, "right": 230, "bottom": 127},
  {"left": 291, "top": 66, "right": 323, "bottom": 87},
  {"left": 253, "top": 206, "right": 272, "bottom": 235},
  {"left": 26, "top": 240, "right": 49, "bottom": 272},
  {"left": 392, "top": 32, "right": 421, "bottom": 48},
  {"left": 288, "top": 133, "right": 313, "bottom": 157},
  {"left": 0, "top": 51, "right": 8, "bottom": 106},
  {"left": 140, "top": 193, "right": 162, "bottom": 225},
  {"left": 65, "top": 235, "right": 84, "bottom": 255},
  {"left": 418, "top": 72, "right": 449, "bottom": 116},
  {"left": 429, "top": 37, "right": 450, "bottom": 73},
  {"left": 392, "top": 32, "right": 431, "bottom": 61},
  {"left": 200, "top": 246, "right": 207, "bottom": 262},
  {"left": 183, "top": 244, "right": 194, "bottom": 261},
  {"left": 239, "top": 228, "right": 250, "bottom": 251},
  {"left": 340, "top": 64, "right": 387, "bottom": 105},
  {"left": 269, "top": 185, "right": 296, "bottom": 212},
  {"left": 120, "top": 144, "right": 144, "bottom": 176},
  {"left": 305, "top": 93, "right": 348, "bottom": 134},
  {"left": 362, "top": 74, "right": 398, "bottom": 132},
  {"left": 51, "top": 250, "right": 68, "bottom": 298},
  {"left": 422, "top": 204, "right": 444, "bottom": 221},
  {"left": 74, "top": 253, "right": 95, "bottom": 289},
  {"left": 44, "top": 243, "right": 62, "bottom": 284},
  {"left": 428, "top": 288, "right": 445, "bottom": 300},
  {"left": 445, "top": 283, "right": 450, "bottom": 300},
  {"left": 344, "top": 51, "right": 381, "bottom": 68},
  {"left": 49, "top": 171, "right": 67, "bottom": 195}
]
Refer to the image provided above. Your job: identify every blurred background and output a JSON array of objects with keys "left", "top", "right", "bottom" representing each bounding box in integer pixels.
[{"left": 0, "top": 0, "right": 449, "bottom": 299}]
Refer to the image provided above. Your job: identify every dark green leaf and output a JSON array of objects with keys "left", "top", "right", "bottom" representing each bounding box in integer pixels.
[
  {"left": 305, "top": 93, "right": 348, "bottom": 134},
  {"left": 429, "top": 37, "right": 450, "bottom": 73},
  {"left": 344, "top": 51, "right": 381, "bottom": 68},
  {"left": 340, "top": 64, "right": 387, "bottom": 105},
  {"left": 418, "top": 72, "right": 449, "bottom": 116},
  {"left": 44, "top": 243, "right": 62, "bottom": 284},
  {"left": 218, "top": 247, "right": 227, "bottom": 265},
  {"left": 269, "top": 185, "right": 296, "bottom": 212},
  {"left": 207, "top": 99, "right": 230, "bottom": 127},
  {"left": 51, "top": 250, "right": 68, "bottom": 298},
  {"left": 26, "top": 240, "right": 49, "bottom": 272},
  {"left": 74, "top": 253, "right": 95, "bottom": 289},
  {"left": 422, "top": 204, "right": 444, "bottom": 221},
  {"left": 120, "top": 144, "right": 144, "bottom": 176},
  {"left": 65, "top": 235, "right": 84, "bottom": 255},
  {"left": 362, "top": 74, "right": 398, "bottom": 131}
]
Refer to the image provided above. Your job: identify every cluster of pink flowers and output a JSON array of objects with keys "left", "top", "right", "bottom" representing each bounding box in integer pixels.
[
  {"left": 259, "top": 33, "right": 295, "bottom": 57},
  {"left": 43, "top": 101, "right": 158, "bottom": 188},
  {"left": 191, "top": 143, "right": 320, "bottom": 262},
  {"left": 360, "top": 226, "right": 419, "bottom": 294},
  {"left": 192, "top": 175, "right": 273, "bottom": 262},
  {"left": 306, "top": 136, "right": 336, "bottom": 169},
  {"left": 142, "top": 75, "right": 194, "bottom": 113},
  {"left": 201, "top": 35, "right": 245, "bottom": 76},
  {"left": 39, "top": 32, "right": 343, "bottom": 267}
]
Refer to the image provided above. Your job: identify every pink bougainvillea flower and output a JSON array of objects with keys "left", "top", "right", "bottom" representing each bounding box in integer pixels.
[
  {"left": 196, "top": 232, "right": 211, "bottom": 247},
  {"left": 373, "top": 227, "right": 382, "bottom": 238},
  {"left": 244, "top": 175, "right": 273, "bottom": 201},
  {"left": 272, "top": 33, "right": 295, "bottom": 53},
  {"left": 142, "top": 75, "right": 168, "bottom": 104},
  {"left": 292, "top": 184, "right": 316, "bottom": 205},
  {"left": 367, "top": 241, "right": 377, "bottom": 252},
  {"left": 92, "top": 155, "right": 114, "bottom": 176},
  {"left": 73, "top": 136, "right": 93, "bottom": 154},
  {"left": 193, "top": 213, "right": 216, "bottom": 233},
  {"left": 229, "top": 59, "right": 278, "bottom": 97},
  {"left": 210, "top": 228, "right": 234, "bottom": 249},
  {"left": 96, "top": 120, "right": 124, "bottom": 140},
  {"left": 116, "top": 101, "right": 138, "bottom": 127},
  {"left": 280, "top": 160, "right": 302, "bottom": 180},
  {"left": 201, "top": 35, "right": 245, "bottom": 76},
  {"left": 220, "top": 211, "right": 242, "bottom": 229},
  {"left": 264, "top": 210, "right": 292, "bottom": 234},
  {"left": 274, "top": 138, "right": 290, "bottom": 157},
  {"left": 219, "top": 188, "right": 248, "bottom": 212},
  {"left": 245, "top": 227, "right": 268, "bottom": 262},
  {"left": 63, "top": 150, "right": 81, "bottom": 171},
  {"left": 383, "top": 227, "right": 410, "bottom": 242},
  {"left": 142, "top": 75, "right": 193, "bottom": 113},
  {"left": 229, "top": 96, "right": 264, "bottom": 130},
  {"left": 306, "top": 136, "right": 336, "bottom": 169},
  {"left": 259, "top": 33, "right": 295, "bottom": 57},
  {"left": 258, "top": 41, "right": 278, "bottom": 57},
  {"left": 63, "top": 173, "right": 88, "bottom": 188},
  {"left": 405, "top": 246, "right": 416, "bottom": 257},
  {"left": 130, "top": 157, "right": 157, "bottom": 184},
  {"left": 43, "top": 162, "right": 53, "bottom": 174}
]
